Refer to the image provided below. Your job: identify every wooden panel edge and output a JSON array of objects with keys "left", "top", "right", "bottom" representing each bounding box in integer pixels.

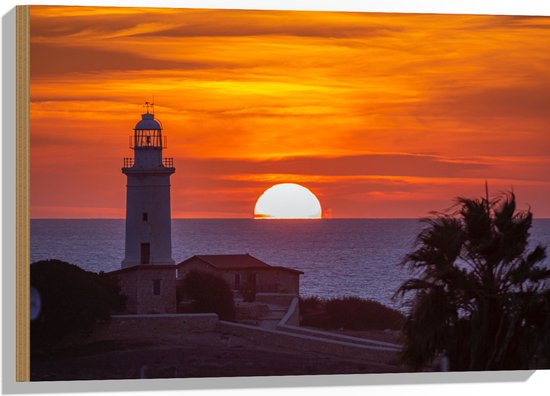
[{"left": 16, "top": 4, "right": 30, "bottom": 383}]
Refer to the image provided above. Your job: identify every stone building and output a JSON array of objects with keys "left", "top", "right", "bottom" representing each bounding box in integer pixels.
[
  {"left": 109, "top": 106, "right": 302, "bottom": 315},
  {"left": 176, "top": 254, "right": 303, "bottom": 296},
  {"left": 108, "top": 265, "right": 177, "bottom": 314},
  {"left": 110, "top": 254, "right": 302, "bottom": 314}
]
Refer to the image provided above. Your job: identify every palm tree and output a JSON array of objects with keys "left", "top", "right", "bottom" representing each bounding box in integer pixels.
[{"left": 395, "top": 191, "right": 550, "bottom": 371}]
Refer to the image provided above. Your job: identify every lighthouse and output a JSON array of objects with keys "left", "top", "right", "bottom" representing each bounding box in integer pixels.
[{"left": 121, "top": 103, "right": 175, "bottom": 268}]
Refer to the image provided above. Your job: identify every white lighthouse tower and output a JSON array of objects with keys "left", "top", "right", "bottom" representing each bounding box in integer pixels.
[{"left": 121, "top": 103, "right": 175, "bottom": 268}]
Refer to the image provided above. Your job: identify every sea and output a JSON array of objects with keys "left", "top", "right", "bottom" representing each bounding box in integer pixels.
[{"left": 30, "top": 219, "right": 550, "bottom": 309}]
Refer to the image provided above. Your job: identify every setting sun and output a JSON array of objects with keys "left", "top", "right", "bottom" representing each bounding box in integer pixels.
[{"left": 254, "top": 183, "right": 322, "bottom": 219}]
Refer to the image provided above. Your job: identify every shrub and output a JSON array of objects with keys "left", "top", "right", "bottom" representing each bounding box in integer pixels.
[
  {"left": 30, "top": 259, "right": 126, "bottom": 350},
  {"left": 239, "top": 281, "right": 256, "bottom": 302},
  {"left": 325, "top": 297, "right": 404, "bottom": 330},
  {"left": 299, "top": 296, "right": 325, "bottom": 327},
  {"left": 300, "top": 295, "right": 404, "bottom": 331},
  {"left": 178, "top": 270, "right": 235, "bottom": 321}
]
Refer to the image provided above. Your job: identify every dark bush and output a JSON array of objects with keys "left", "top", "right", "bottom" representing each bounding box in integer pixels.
[
  {"left": 178, "top": 270, "right": 235, "bottom": 321},
  {"left": 30, "top": 260, "right": 126, "bottom": 350},
  {"left": 299, "top": 296, "right": 325, "bottom": 327},
  {"left": 325, "top": 297, "right": 404, "bottom": 330},
  {"left": 239, "top": 281, "right": 256, "bottom": 302},
  {"left": 300, "top": 295, "right": 404, "bottom": 331}
]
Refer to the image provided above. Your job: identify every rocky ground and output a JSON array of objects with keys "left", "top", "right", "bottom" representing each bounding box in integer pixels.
[{"left": 31, "top": 330, "right": 403, "bottom": 381}]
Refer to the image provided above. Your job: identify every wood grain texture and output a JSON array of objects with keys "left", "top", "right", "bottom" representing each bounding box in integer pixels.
[{"left": 16, "top": 4, "right": 30, "bottom": 382}]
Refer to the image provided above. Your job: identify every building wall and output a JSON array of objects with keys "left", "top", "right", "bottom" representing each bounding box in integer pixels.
[
  {"left": 113, "top": 270, "right": 139, "bottom": 313},
  {"left": 177, "top": 259, "right": 300, "bottom": 296},
  {"left": 257, "top": 269, "right": 300, "bottom": 295},
  {"left": 136, "top": 268, "right": 177, "bottom": 314},
  {"left": 122, "top": 171, "right": 175, "bottom": 268},
  {"left": 114, "top": 267, "right": 177, "bottom": 314}
]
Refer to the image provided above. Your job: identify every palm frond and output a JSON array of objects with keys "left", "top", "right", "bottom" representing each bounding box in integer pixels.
[{"left": 395, "top": 190, "right": 550, "bottom": 371}]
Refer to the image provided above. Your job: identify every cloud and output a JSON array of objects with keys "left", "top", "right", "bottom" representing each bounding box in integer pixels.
[
  {"left": 178, "top": 153, "right": 490, "bottom": 179},
  {"left": 434, "top": 84, "right": 550, "bottom": 120},
  {"left": 30, "top": 43, "right": 219, "bottom": 76},
  {"left": 31, "top": 7, "right": 403, "bottom": 40},
  {"left": 131, "top": 12, "right": 401, "bottom": 39}
]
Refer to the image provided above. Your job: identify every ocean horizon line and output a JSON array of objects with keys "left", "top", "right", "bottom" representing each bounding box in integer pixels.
[
  {"left": 30, "top": 217, "right": 442, "bottom": 221},
  {"left": 30, "top": 217, "right": 550, "bottom": 221}
]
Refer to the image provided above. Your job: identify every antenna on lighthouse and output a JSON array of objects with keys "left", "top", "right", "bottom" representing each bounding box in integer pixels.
[{"left": 143, "top": 101, "right": 154, "bottom": 114}]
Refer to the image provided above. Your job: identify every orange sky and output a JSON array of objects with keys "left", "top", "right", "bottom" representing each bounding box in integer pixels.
[{"left": 30, "top": 6, "right": 550, "bottom": 218}]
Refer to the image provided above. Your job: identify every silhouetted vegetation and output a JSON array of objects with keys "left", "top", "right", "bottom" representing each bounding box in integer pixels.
[
  {"left": 30, "top": 260, "right": 126, "bottom": 351},
  {"left": 300, "top": 296, "right": 404, "bottom": 330},
  {"left": 177, "top": 270, "right": 236, "bottom": 321},
  {"left": 396, "top": 191, "right": 550, "bottom": 371},
  {"left": 239, "top": 281, "right": 257, "bottom": 302}
]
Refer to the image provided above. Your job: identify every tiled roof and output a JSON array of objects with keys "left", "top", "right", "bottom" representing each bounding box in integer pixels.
[
  {"left": 177, "top": 254, "right": 303, "bottom": 274},
  {"left": 179, "top": 254, "right": 271, "bottom": 270}
]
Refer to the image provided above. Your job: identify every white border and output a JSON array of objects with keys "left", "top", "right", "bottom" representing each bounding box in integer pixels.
[
  {"left": 2, "top": 1, "right": 550, "bottom": 395},
  {"left": 3, "top": 1, "right": 550, "bottom": 15}
]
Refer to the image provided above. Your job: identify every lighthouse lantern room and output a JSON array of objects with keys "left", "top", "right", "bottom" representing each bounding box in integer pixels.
[{"left": 121, "top": 103, "right": 175, "bottom": 268}]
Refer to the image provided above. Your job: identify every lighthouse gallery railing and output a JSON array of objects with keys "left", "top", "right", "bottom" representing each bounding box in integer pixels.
[{"left": 122, "top": 158, "right": 174, "bottom": 168}]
